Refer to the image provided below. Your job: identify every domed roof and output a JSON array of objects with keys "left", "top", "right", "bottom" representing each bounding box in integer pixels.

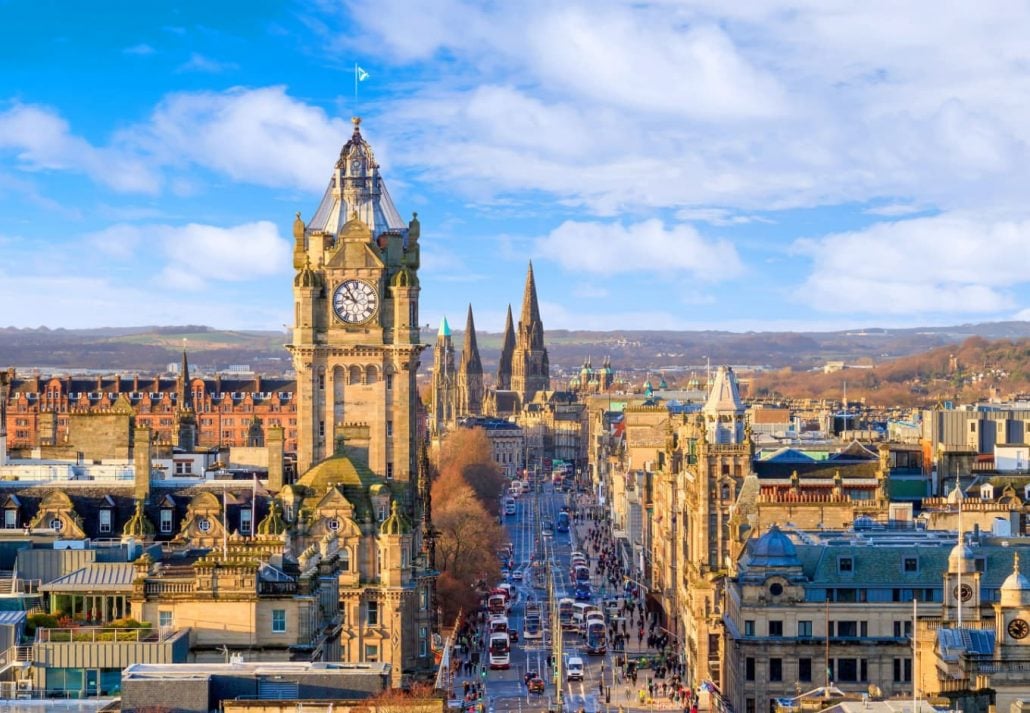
[
  {"left": 294, "top": 258, "right": 323, "bottom": 289},
  {"left": 948, "top": 541, "right": 976, "bottom": 574},
  {"left": 257, "top": 500, "right": 287, "bottom": 536},
  {"left": 1001, "top": 552, "right": 1030, "bottom": 601},
  {"left": 749, "top": 525, "right": 801, "bottom": 567},
  {"left": 380, "top": 500, "right": 411, "bottom": 536}
]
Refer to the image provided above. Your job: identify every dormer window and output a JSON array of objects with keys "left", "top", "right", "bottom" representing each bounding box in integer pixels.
[
  {"left": 838, "top": 557, "right": 854, "bottom": 573},
  {"left": 378, "top": 505, "right": 387, "bottom": 522},
  {"left": 980, "top": 484, "right": 994, "bottom": 500},
  {"left": 4, "top": 510, "right": 17, "bottom": 529},
  {"left": 99, "top": 510, "right": 112, "bottom": 534},
  {"left": 160, "top": 509, "right": 173, "bottom": 534},
  {"left": 240, "top": 508, "right": 252, "bottom": 535}
]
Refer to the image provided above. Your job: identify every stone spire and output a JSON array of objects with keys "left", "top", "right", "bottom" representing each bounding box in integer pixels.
[
  {"left": 519, "top": 261, "right": 544, "bottom": 348},
  {"left": 511, "top": 262, "right": 550, "bottom": 401},
  {"left": 497, "top": 304, "right": 515, "bottom": 390},
  {"left": 457, "top": 304, "right": 484, "bottom": 417},
  {"left": 174, "top": 341, "right": 197, "bottom": 451},
  {"left": 176, "top": 340, "right": 192, "bottom": 412},
  {"left": 431, "top": 316, "right": 456, "bottom": 433},
  {"left": 703, "top": 366, "right": 745, "bottom": 444},
  {"left": 459, "top": 304, "right": 483, "bottom": 375}
]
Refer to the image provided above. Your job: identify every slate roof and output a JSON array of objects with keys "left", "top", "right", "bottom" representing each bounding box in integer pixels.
[
  {"left": 937, "top": 627, "right": 995, "bottom": 661},
  {"left": 41, "top": 563, "right": 136, "bottom": 592}
]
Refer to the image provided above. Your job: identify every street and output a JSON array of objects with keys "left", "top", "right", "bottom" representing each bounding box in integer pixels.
[{"left": 444, "top": 477, "right": 693, "bottom": 713}]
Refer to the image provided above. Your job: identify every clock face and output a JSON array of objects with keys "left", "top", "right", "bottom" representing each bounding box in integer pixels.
[
  {"left": 1008, "top": 618, "right": 1029, "bottom": 640},
  {"left": 333, "top": 279, "right": 379, "bottom": 324},
  {"left": 954, "top": 584, "right": 973, "bottom": 602}
]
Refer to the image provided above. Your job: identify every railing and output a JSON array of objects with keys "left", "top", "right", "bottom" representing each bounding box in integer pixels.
[
  {"left": 922, "top": 616, "right": 994, "bottom": 631},
  {"left": 258, "top": 580, "right": 298, "bottom": 595},
  {"left": 36, "top": 627, "right": 158, "bottom": 643},
  {"left": 143, "top": 579, "right": 194, "bottom": 595}
]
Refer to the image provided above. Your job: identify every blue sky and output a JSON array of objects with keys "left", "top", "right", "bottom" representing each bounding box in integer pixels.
[{"left": 3, "top": 1, "right": 1030, "bottom": 334}]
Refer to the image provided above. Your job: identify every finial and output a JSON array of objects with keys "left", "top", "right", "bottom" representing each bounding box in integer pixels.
[
  {"left": 352, "top": 116, "right": 362, "bottom": 128},
  {"left": 412, "top": 211, "right": 418, "bottom": 219},
  {"left": 1016, "top": 551, "right": 1022, "bottom": 573},
  {"left": 295, "top": 211, "right": 301, "bottom": 219}
]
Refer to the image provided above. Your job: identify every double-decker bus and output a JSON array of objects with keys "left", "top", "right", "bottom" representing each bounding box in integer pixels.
[
  {"left": 558, "top": 598, "right": 576, "bottom": 630},
  {"left": 488, "top": 591, "right": 508, "bottom": 615},
  {"left": 489, "top": 632, "right": 511, "bottom": 669},
  {"left": 524, "top": 602, "right": 543, "bottom": 640},
  {"left": 585, "top": 619, "right": 607, "bottom": 655},
  {"left": 556, "top": 511, "right": 570, "bottom": 533}
]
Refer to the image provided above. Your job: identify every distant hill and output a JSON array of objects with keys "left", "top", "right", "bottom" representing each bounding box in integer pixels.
[
  {"left": 2, "top": 321, "right": 1030, "bottom": 381},
  {"left": 750, "top": 336, "right": 1030, "bottom": 406}
]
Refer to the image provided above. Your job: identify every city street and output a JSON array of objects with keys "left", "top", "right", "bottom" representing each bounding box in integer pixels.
[{"left": 445, "top": 478, "right": 689, "bottom": 713}]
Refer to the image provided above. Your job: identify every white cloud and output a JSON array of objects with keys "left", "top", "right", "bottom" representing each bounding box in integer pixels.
[
  {"left": 133, "top": 86, "right": 349, "bottom": 191},
  {"left": 0, "top": 103, "right": 160, "bottom": 193},
  {"left": 87, "top": 220, "right": 290, "bottom": 290},
  {"left": 176, "top": 53, "right": 238, "bottom": 73},
  {"left": 123, "top": 43, "right": 155, "bottom": 56},
  {"left": 536, "top": 219, "right": 743, "bottom": 279},
  {"left": 794, "top": 213, "right": 1030, "bottom": 314}
]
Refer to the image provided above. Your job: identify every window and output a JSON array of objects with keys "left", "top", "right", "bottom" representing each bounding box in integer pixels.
[
  {"left": 174, "top": 461, "right": 192, "bottom": 475},
  {"left": 745, "top": 699, "right": 755, "bottom": 713},
  {"left": 4, "top": 510, "right": 17, "bottom": 529},
  {"left": 319, "top": 421, "right": 325, "bottom": 437},
  {"left": 50, "top": 518, "right": 63, "bottom": 532},
  {"left": 893, "top": 657, "right": 912, "bottom": 682},
  {"left": 744, "top": 620, "right": 755, "bottom": 636},
  {"left": 903, "top": 557, "right": 918, "bottom": 573},
  {"left": 160, "top": 509, "right": 173, "bottom": 534},
  {"left": 798, "top": 658, "right": 812, "bottom": 682},
  {"left": 197, "top": 517, "right": 211, "bottom": 532},
  {"left": 768, "top": 620, "right": 783, "bottom": 637},
  {"left": 838, "top": 557, "right": 854, "bottom": 573},
  {"left": 860, "top": 621, "right": 868, "bottom": 637},
  {"left": 769, "top": 658, "right": 782, "bottom": 682},
  {"left": 386, "top": 462, "right": 393, "bottom": 480},
  {"left": 386, "top": 421, "right": 393, "bottom": 437},
  {"left": 836, "top": 658, "right": 859, "bottom": 682},
  {"left": 364, "top": 644, "right": 379, "bottom": 662},
  {"left": 99, "top": 510, "right": 112, "bottom": 534},
  {"left": 798, "top": 620, "right": 813, "bottom": 637},
  {"left": 159, "top": 611, "right": 173, "bottom": 629},
  {"left": 835, "top": 621, "right": 858, "bottom": 637},
  {"left": 419, "top": 626, "right": 428, "bottom": 657},
  {"left": 240, "top": 508, "right": 252, "bottom": 535},
  {"left": 367, "top": 601, "right": 379, "bottom": 626},
  {"left": 341, "top": 548, "right": 350, "bottom": 571},
  {"left": 745, "top": 657, "right": 755, "bottom": 681},
  {"left": 386, "top": 374, "right": 393, "bottom": 390},
  {"left": 327, "top": 517, "right": 340, "bottom": 532},
  {"left": 272, "top": 609, "right": 286, "bottom": 633}
]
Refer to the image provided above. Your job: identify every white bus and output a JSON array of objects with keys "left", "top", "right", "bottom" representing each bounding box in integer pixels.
[{"left": 489, "top": 632, "right": 511, "bottom": 669}]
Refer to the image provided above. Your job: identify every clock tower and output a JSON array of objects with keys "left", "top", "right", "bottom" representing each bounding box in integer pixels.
[{"left": 289, "top": 118, "right": 422, "bottom": 479}]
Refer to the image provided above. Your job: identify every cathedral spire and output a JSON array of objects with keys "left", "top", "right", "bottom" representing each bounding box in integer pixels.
[
  {"left": 176, "top": 340, "right": 192, "bottom": 412},
  {"left": 497, "top": 304, "right": 515, "bottom": 390},
  {"left": 460, "top": 304, "right": 483, "bottom": 375},
  {"left": 456, "top": 304, "right": 484, "bottom": 417},
  {"left": 520, "top": 260, "right": 542, "bottom": 329}
]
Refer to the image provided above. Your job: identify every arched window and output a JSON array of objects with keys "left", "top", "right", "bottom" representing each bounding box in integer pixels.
[
  {"left": 340, "top": 548, "right": 350, "bottom": 572},
  {"left": 365, "top": 366, "right": 378, "bottom": 384},
  {"left": 349, "top": 366, "right": 363, "bottom": 385}
]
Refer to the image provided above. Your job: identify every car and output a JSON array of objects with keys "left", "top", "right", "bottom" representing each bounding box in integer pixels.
[
  {"left": 512, "top": 569, "right": 524, "bottom": 582},
  {"left": 527, "top": 677, "right": 545, "bottom": 694},
  {"left": 509, "top": 629, "right": 519, "bottom": 643}
]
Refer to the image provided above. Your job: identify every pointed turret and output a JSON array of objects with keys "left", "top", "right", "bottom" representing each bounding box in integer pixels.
[
  {"left": 520, "top": 260, "right": 543, "bottom": 332},
  {"left": 460, "top": 305, "right": 483, "bottom": 375},
  {"left": 176, "top": 342, "right": 192, "bottom": 413},
  {"left": 431, "top": 316, "right": 456, "bottom": 433},
  {"left": 457, "top": 305, "right": 484, "bottom": 417},
  {"left": 703, "top": 366, "right": 745, "bottom": 445},
  {"left": 497, "top": 305, "right": 515, "bottom": 390},
  {"left": 511, "top": 262, "right": 550, "bottom": 401}
]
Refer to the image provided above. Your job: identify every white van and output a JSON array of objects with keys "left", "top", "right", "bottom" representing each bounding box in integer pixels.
[{"left": 566, "top": 656, "right": 584, "bottom": 681}]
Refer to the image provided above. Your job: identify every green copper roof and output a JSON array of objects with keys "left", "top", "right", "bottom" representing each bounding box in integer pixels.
[
  {"left": 122, "top": 500, "right": 155, "bottom": 537},
  {"left": 380, "top": 500, "right": 412, "bottom": 536},
  {"left": 439, "top": 316, "right": 451, "bottom": 337},
  {"left": 257, "top": 499, "right": 287, "bottom": 536}
]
